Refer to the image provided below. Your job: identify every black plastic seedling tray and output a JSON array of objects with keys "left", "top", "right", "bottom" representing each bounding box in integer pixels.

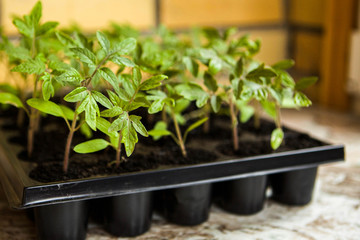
[{"left": 0, "top": 123, "right": 344, "bottom": 209}]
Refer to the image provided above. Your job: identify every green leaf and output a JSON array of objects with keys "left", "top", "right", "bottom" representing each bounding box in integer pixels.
[
  {"left": 107, "top": 90, "right": 123, "bottom": 106},
  {"left": 59, "top": 105, "right": 75, "bottom": 121},
  {"left": 56, "top": 68, "right": 82, "bottom": 84},
  {"left": 101, "top": 106, "right": 123, "bottom": 117},
  {"left": 246, "top": 65, "right": 277, "bottom": 80},
  {"left": 120, "top": 74, "right": 136, "bottom": 97},
  {"left": 204, "top": 71, "right": 218, "bottom": 92},
  {"left": 237, "top": 102, "right": 254, "bottom": 123},
  {"left": 235, "top": 57, "right": 244, "bottom": 77},
  {"left": 71, "top": 47, "right": 97, "bottom": 67},
  {"left": 80, "top": 122, "right": 93, "bottom": 139},
  {"left": 294, "top": 92, "right": 312, "bottom": 107},
  {"left": 42, "top": 76, "right": 54, "bottom": 101},
  {"left": 99, "top": 67, "right": 120, "bottom": 93},
  {"left": 272, "top": 59, "right": 295, "bottom": 70},
  {"left": 210, "top": 95, "right": 221, "bottom": 113},
  {"left": 175, "top": 84, "right": 209, "bottom": 108},
  {"left": 96, "top": 31, "right": 110, "bottom": 53},
  {"left": 91, "top": 90, "right": 113, "bottom": 109},
  {"left": 30, "top": 1, "right": 42, "bottom": 26},
  {"left": 139, "top": 75, "right": 167, "bottom": 91},
  {"left": 11, "top": 58, "right": 46, "bottom": 75},
  {"left": 13, "top": 18, "right": 32, "bottom": 38},
  {"left": 148, "top": 99, "right": 166, "bottom": 114},
  {"left": 109, "top": 112, "right": 128, "bottom": 132},
  {"left": 148, "top": 121, "right": 171, "bottom": 140},
  {"left": 4, "top": 44, "right": 31, "bottom": 60},
  {"left": 132, "top": 67, "right": 142, "bottom": 87},
  {"left": 295, "top": 77, "right": 318, "bottom": 90},
  {"left": 183, "top": 56, "right": 199, "bottom": 77},
  {"left": 122, "top": 122, "right": 138, "bottom": 157},
  {"left": 183, "top": 117, "right": 208, "bottom": 143},
  {"left": 260, "top": 101, "right": 276, "bottom": 119},
  {"left": 55, "top": 31, "right": 76, "bottom": 47},
  {"left": 37, "top": 21, "right": 59, "bottom": 36},
  {"left": 271, "top": 128, "right": 284, "bottom": 150},
  {"left": 0, "top": 93, "right": 24, "bottom": 109},
  {"left": 130, "top": 115, "right": 148, "bottom": 137},
  {"left": 208, "top": 57, "right": 222, "bottom": 75},
  {"left": 112, "top": 56, "right": 135, "bottom": 67},
  {"left": 96, "top": 117, "right": 118, "bottom": 138},
  {"left": 231, "top": 78, "right": 243, "bottom": 99},
  {"left": 27, "top": 98, "right": 64, "bottom": 118},
  {"left": 280, "top": 72, "right": 295, "bottom": 88},
  {"left": 85, "top": 95, "right": 99, "bottom": 130},
  {"left": 114, "top": 37, "right": 137, "bottom": 55},
  {"left": 74, "top": 139, "right": 110, "bottom": 153},
  {"left": 64, "top": 87, "right": 88, "bottom": 102}
]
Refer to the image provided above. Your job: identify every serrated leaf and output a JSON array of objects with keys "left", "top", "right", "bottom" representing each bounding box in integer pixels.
[
  {"left": 96, "top": 31, "right": 110, "bottom": 53},
  {"left": 55, "top": 31, "right": 76, "bottom": 47},
  {"left": 4, "top": 44, "right": 30, "bottom": 60},
  {"left": 204, "top": 71, "right": 218, "bottom": 92},
  {"left": 208, "top": 57, "right": 222, "bottom": 75},
  {"left": 295, "top": 77, "right": 318, "bottom": 90},
  {"left": 130, "top": 115, "right": 148, "bottom": 137},
  {"left": 272, "top": 59, "right": 295, "bottom": 70},
  {"left": 246, "top": 65, "right": 277, "bottom": 80},
  {"left": 109, "top": 112, "right": 127, "bottom": 132},
  {"left": 27, "top": 98, "right": 64, "bottom": 118},
  {"left": 114, "top": 37, "right": 137, "bottom": 55},
  {"left": 210, "top": 95, "right": 221, "bottom": 113},
  {"left": 294, "top": 92, "right": 312, "bottom": 107},
  {"left": 107, "top": 90, "right": 123, "bottom": 106},
  {"left": 237, "top": 102, "right": 254, "bottom": 123},
  {"left": 235, "top": 57, "right": 244, "bottom": 77},
  {"left": 268, "top": 87, "right": 282, "bottom": 103},
  {"left": 91, "top": 90, "right": 113, "bottom": 109},
  {"left": 30, "top": 1, "right": 42, "bottom": 26},
  {"left": 0, "top": 93, "right": 24, "bottom": 109},
  {"left": 42, "top": 77, "right": 54, "bottom": 101},
  {"left": 37, "top": 21, "right": 59, "bottom": 36},
  {"left": 77, "top": 94, "right": 90, "bottom": 114},
  {"left": 231, "top": 78, "right": 243, "bottom": 99},
  {"left": 183, "top": 56, "right": 199, "bottom": 77},
  {"left": 11, "top": 58, "right": 46, "bottom": 75},
  {"left": 122, "top": 122, "right": 138, "bottom": 157},
  {"left": 101, "top": 106, "right": 123, "bottom": 117},
  {"left": 85, "top": 95, "right": 98, "bottom": 130},
  {"left": 13, "top": 18, "right": 32, "bottom": 38},
  {"left": 148, "top": 99, "right": 165, "bottom": 114},
  {"left": 99, "top": 67, "right": 120, "bottom": 92},
  {"left": 139, "top": 75, "right": 167, "bottom": 91},
  {"left": 175, "top": 84, "right": 209, "bottom": 108},
  {"left": 49, "top": 60, "right": 71, "bottom": 71},
  {"left": 148, "top": 121, "right": 171, "bottom": 140},
  {"left": 280, "top": 72, "right": 295, "bottom": 88},
  {"left": 120, "top": 74, "right": 136, "bottom": 97},
  {"left": 112, "top": 56, "right": 135, "bottom": 67},
  {"left": 56, "top": 68, "right": 82, "bottom": 84},
  {"left": 96, "top": 117, "right": 118, "bottom": 138},
  {"left": 64, "top": 87, "right": 88, "bottom": 102},
  {"left": 271, "top": 128, "right": 284, "bottom": 150},
  {"left": 132, "top": 67, "right": 141, "bottom": 87},
  {"left": 74, "top": 139, "right": 110, "bottom": 153},
  {"left": 71, "top": 47, "right": 97, "bottom": 67}
]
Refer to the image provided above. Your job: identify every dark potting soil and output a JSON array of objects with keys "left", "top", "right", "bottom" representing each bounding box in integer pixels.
[
  {"left": 218, "top": 133, "right": 325, "bottom": 157},
  {"left": 153, "top": 147, "right": 218, "bottom": 165},
  {"left": 29, "top": 152, "right": 159, "bottom": 183}
]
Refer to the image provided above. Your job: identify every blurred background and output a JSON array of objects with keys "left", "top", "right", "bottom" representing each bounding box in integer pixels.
[{"left": 1, "top": 0, "right": 359, "bottom": 115}]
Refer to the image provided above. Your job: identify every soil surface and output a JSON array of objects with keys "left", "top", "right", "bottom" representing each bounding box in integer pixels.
[{"left": 0, "top": 112, "right": 326, "bottom": 183}]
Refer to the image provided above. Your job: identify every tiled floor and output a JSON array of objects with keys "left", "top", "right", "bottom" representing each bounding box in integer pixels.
[{"left": 0, "top": 106, "right": 359, "bottom": 240}]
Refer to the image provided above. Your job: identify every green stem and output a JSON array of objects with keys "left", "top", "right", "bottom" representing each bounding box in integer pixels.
[
  {"left": 275, "top": 103, "right": 281, "bottom": 129},
  {"left": 115, "top": 133, "right": 123, "bottom": 167},
  {"left": 171, "top": 109, "right": 187, "bottom": 158},
  {"left": 229, "top": 97, "right": 239, "bottom": 151}
]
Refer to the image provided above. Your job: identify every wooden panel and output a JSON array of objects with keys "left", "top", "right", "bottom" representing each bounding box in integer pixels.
[
  {"left": 161, "top": 0, "right": 284, "bottom": 28},
  {"left": 289, "top": 0, "right": 326, "bottom": 26},
  {"left": 320, "top": 0, "right": 355, "bottom": 110},
  {"left": 2, "top": 0, "right": 155, "bottom": 35},
  {"left": 70, "top": 0, "right": 155, "bottom": 32},
  {"left": 239, "top": 30, "right": 287, "bottom": 65},
  {"left": 293, "top": 32, "right": 322, "bottom": 73}
]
